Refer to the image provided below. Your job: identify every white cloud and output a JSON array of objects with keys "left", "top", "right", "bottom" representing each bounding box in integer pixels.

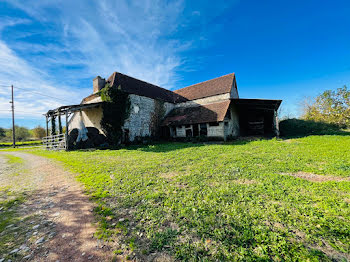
[
  {"left": 0, "top": 40, "right": 90, "bottom": 120},
  {"left": 0, "top": 0, "right": 238, "bottom": 124}
]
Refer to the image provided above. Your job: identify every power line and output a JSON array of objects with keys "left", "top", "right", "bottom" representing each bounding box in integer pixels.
[
  {"left": 1, "top": 83, "right": 78, "bottom": 104},
  {"left": 13, "top": 86, "right": 77, "bottom": 104}
]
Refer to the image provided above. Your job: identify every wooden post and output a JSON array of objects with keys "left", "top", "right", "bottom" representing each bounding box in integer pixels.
[
  {"left": 51, "top": 115, "right": 56, "bottom": 135},
  {"left": 11, "top": 85, "right": 15, "bottom": 148},
  {"left": 45, "top": 114, "right": 49, "bottom": 136},
  {"left": 65, "top": 111, "right": 69, "bottom": 151},
  {"left": 58, "top": 112, "right": 63, "bottom": 134}
]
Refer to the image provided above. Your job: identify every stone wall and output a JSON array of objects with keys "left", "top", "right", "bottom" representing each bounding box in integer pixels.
[
  {"left": 208, "top": 123, "right": 224, "bottom": 137},
  {"left": 174, "top": 93, "right": 231, "bottom": 108},
  {"left": 123, "top": 94, "right": 174, "bottom": 141},
  {"left": 70, "top": 94, "right": 174, "bottom": 143},
  {"left": 69, "top": 105, "right": 104, "bottom": 134},
  {"left": 175, "top": 126, "right": 186, "bottom": 137},
  {"left": 224, "top": 105, "right": 240, "bottom": 139}
]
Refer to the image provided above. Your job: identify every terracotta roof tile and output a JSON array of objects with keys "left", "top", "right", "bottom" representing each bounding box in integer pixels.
[
  {"left": 82, "top": 93, "right": 100, "bottom": 103},
  {"left": 174, "top": 73, "right": 235, "bottom": 101},
  {"left": 162, "top": 100, "right": 230, "bottom": 126},
  {"left": 107, "top": 72, "right": 186, "bottom": 103}
]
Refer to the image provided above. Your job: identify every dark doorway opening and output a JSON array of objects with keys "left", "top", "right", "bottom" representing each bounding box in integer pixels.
[
  {"left": 160, "top": 126, "right": 170, "bottom": 139},
  {"left": 200, "top": 123, "right": 207, "bottom": 136},
  {"left": 231, "top": 99, "right": 281, "bottom": 137},
  {"left": 239, "top": 109, "right": 274, "bottom": 136},
  {"left": 193, "top": 124, "right": 199, "bottom": 137}
]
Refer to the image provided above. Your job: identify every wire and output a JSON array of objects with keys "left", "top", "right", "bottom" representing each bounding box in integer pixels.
[
  {"left": 13, "top": 86, "right": 77, "bottom": 104},
  {"left": 0, "top": 109, "right": 44, "bottom": 114}
]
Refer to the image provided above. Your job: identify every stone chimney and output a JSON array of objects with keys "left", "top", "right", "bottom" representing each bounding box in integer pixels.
[{"left": 93, "top": 76, "right": 105, "bottom": 93}]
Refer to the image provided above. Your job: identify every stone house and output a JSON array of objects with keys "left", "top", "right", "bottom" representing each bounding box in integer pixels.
[{"left": 46, "top": 71, "right": 281, "bottom": 147}]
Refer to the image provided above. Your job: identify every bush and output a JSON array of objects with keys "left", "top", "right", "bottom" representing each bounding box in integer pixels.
[
  {"left": 5, "top": 126, "right": 30, "bottom": 141},
  {"left": 279, "top": 118, "right": 346, "bottom": 138},
  {"left": 32, "top": 126, "right": 46, "bottom": 139},
  {"left": 0, "top": 128, "right": 5, "bottom": 139}
]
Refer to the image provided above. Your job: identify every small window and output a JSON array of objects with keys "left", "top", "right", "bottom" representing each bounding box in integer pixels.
[
  {"left": 186, "top": 129, "right": 192, "bottom": 137},
  {"left": 225, "top": 122, "right": 229, "bottom": 126},
  {"left": 209, "top": 122, "right": 220, "bottom": 127}
]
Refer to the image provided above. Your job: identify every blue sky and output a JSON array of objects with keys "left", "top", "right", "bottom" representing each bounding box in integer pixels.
[{"left": 0, "top": 0, "right": 349, "bottom": 128}]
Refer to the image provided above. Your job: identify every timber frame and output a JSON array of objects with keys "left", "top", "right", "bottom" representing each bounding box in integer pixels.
[
  {"left": 43, "top": 102, "right": 102, "bottom": 150},
  {"left": 231, "top": 98, "right": 282, "bottom": 136}
]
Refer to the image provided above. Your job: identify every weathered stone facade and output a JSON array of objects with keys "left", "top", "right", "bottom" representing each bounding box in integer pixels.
[
  {"left": 123, "top": 94, "right": 174, "bottom": 141},
  {"left": 66, "top": 71, "right": 281, "bottom": 145}
]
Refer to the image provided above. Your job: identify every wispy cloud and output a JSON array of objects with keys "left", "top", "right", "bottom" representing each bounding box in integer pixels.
[
  {"left": 0, "top": 0, "right": 237, "bottom": 126},
  {"left": 0, "top": 39, "right": 90, "bottom": 119}
]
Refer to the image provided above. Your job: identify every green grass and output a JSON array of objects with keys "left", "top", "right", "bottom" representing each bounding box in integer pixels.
[
  {"left": 21, "top": 136, "right": 350, "bottom": 261},
  {"left": 2, "top": 154, "right": 24, "bottom": 165},
  {"left": 0, "top": 140, "right": 42, "bottom": 148}
]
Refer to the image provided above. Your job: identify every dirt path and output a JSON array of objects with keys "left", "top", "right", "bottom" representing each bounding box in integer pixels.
[{"left": 0, "top": 152, "right": 115, "bottom": 262}]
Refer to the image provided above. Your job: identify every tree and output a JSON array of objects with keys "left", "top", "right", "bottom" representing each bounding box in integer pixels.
[
  {"left": 32, "top": 126, "right": 46, "bottom": 139},
  {"left": 0, "top": 127, "right": 5, "bottom": 139},
  {"left": 302, "top": 86, "right": 350, "bottom": 127},
  {"left": 6, "top": 125, "right": 30, "bottom": 141}
]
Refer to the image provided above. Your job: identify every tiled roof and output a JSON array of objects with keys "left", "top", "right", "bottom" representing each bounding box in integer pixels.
[
  {"left": 82, "top": 93, "right": 100, "bottom": 103},
  {"left": 162, "top": 100, "right": 230, "bottom": 126},
  {"left": 174, "top": 73, "right": 235, "bottom": 101},
  {"left": 106, "top": 72, "right": 186, "bottom": 103}
]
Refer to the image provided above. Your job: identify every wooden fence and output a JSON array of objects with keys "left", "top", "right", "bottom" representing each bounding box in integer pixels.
[{"left": 42, "top": 134, "right": 67, "bottom": 150}]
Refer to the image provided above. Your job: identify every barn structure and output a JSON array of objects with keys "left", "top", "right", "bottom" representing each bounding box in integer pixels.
[{"left": 44, "top": 72, "right": 281, "bottom": 149}]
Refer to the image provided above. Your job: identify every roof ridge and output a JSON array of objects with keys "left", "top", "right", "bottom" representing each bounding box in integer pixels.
[
  {"left": 112, "top": 71, "right": 174, "bottom": 94},
  {"left": 175, "top": 72, "right": 235, "bottom": 91}
]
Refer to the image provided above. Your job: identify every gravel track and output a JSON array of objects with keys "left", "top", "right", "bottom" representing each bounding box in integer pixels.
[{"left": 0, "top": 152, "right": 115, "bottom": 262}]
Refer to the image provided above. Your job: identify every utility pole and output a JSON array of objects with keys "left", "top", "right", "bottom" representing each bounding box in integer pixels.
[{"left": 10, "top": 85, "right": 15, "bottom": 148}]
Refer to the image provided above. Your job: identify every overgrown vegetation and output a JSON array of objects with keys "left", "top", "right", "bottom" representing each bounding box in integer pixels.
[
  {"left": 302, "top": 85, "right": 350, "bottom": 127},
  {"left": 100, "top": 84, "right": 131, "bottom": 145},
  {"left": 279, "top": 118, "right": 349, "bottom": 137},
  {"left": 51, "top": 116, "right": 56, "bottom": 136},
  {"left": 27, "top": 136, "right": 350, "bottom": 261}
]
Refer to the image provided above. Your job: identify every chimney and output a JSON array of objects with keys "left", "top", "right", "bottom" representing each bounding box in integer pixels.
[{"left": 93, "top": 76, "right": 105, "bottom": 93}]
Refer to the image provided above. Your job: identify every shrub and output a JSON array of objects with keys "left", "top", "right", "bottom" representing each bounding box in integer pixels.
[
  {"left": 32, "top": 126, "right": 46, "bottom": 139},
  {"left": 279, "top": 118, "right": 345, "bottom": 137}
]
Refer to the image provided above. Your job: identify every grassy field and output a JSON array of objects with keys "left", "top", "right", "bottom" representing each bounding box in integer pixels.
[
  {"left": 0, "top": 140, "right": 42, "bottom": 148},
  {"left": 13, "top": 136, "right": 350, "bottom": 261}
]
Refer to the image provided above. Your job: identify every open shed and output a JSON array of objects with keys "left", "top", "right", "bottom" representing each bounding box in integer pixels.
[{"left": 231, "top": 98, "right": 282, "bottom": 136}]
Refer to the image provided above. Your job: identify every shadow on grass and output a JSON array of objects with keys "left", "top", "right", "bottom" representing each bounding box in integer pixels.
[
  {"left": 279, "top": 118, "right": 350, "bottom": 138},
  {"left": 122, "top": 139, "right": 257, "bottom": 153}
]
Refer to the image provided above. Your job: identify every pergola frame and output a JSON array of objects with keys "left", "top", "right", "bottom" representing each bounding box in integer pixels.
[{"left": 44, "top": 102, "right": 103, "bottom": 150}]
